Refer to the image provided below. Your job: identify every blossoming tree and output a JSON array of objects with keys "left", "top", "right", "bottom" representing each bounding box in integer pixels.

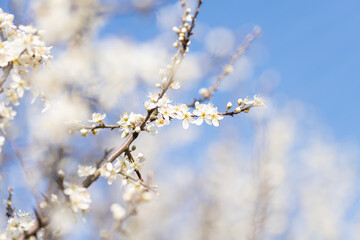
[{"left": 0, "top": 1, "right": 267, "bottom": 238}]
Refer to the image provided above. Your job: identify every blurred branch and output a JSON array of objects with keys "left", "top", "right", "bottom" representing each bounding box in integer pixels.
[
  {"left": 188, "top": 27, "right": 261, "bottom": 108},
  {"left": 0, "top": 63, "right": 13, "bottom": 91},
  {"left": 6, "top": 136, "right": 42, "bottom": 205},
  {"left": 248, "top": 181, "right": 270, "bottom": 240}
]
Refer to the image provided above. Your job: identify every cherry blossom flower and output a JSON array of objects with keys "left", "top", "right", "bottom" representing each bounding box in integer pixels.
[
  {"left": 88, "top": 112, "right": 106, "bottom": 123},
  {"left": 100, "top": 160, "right": 122, "bottom": 185},
  {"left": 110, "top": 204, "right": 126, "bottom": 221}
]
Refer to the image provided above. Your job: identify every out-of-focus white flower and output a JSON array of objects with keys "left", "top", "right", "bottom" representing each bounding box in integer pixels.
[
  {"left": 170, "top": 81, "right": 181, "bottom": 89},
  {"left": 80, "top": 128, "right": 89, "bottom": 137},
  {"left": 41, "top": 99, "right": 51, "bottom": 113},
  {"left": 253, "top": 95, "right": 265, "bottom": 107},
  {"left": 145, "top": 123, "right": 158, "bottom": 135},
  {"left": 122, "top": 183, "right": 140, "bottom": 202},
  {"left": 199, "top": 88, "right": 209, "bottom": 97},
  {"left": 63, "top": 183, "right": 91, "bottom": 213},
  {"left": 0, "top": 102, "right": 16, "bottom": 120},
  {"left": 141, "top": 191, "right": 154, "bottom": 202},
  {"left": 110, "top": 203, "right": 126, "bottom": 221},
  {"left": 224, "top": 65, "right": 234, "bottom": 75},
  {"left": 10, "top": 73, "right": 30, "bottom": 98},
  {"left": 4, "top": 87, "right": 20, "bottom": 106},
  {"left": 78, "top": 165, "right": 96, "bottom": 177},
  {"left": 88, "top": 112, "right": 106, "bottom": 123}
]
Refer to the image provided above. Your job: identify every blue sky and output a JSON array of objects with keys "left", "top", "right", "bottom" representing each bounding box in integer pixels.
[
  {"left": 2, "top": 0, "right": 358, "bottom": 141},
  {"left": 108, "top": 0, "right": 360, "bottom": 142}
]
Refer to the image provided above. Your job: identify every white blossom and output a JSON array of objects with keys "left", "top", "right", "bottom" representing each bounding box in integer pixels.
[
  {"left": 88, "top": 112, "right": 106, "bottom": 123},
  {"left": 100, "top": 158, "right": 123, "bottom": 185},
  {"left": 110, "top": 204, "right": 126, "bottom": 221},
  {"left": 78, "top": 165, "right": 96, "bottom": 177},
  {"left": 64, "top": 183, "right": 91, "bottom": 213},
  {"left": 1, "top": 211, "right": 36, "bottom": 239}
]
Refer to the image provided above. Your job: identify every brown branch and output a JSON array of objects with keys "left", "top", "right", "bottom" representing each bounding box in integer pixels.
[
  {"left": 0, "top": 62, "right": 13, "bottom": 91},
  {"left": 0, "top": 29, "right": 5, "bottom": 41},
  {"left": 186, "top": 0, "right": 202, "bottom": 38},
  {"left": 218, "top": 104, "right": 255, "bottom": 116},
  {"left": 82, "top": 147, "right": 119, "bottom": 188},
  {"left": 80, "top": 124, "right": 120, "bottom": 131}
]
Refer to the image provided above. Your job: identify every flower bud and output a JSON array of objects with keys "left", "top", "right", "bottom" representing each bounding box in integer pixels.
[
  {"left": 227, "top": 102, "right": 232, "bottom": 109},
  {"left": 135, "top": 126, "right": 141, "bottom": 133},
  {"left": 172, "top": 26, "right": 180, "bottom": 34}
]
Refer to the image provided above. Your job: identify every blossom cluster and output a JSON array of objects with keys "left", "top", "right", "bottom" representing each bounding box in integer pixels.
[
  {"left": 0, "top": 9, "right": 52, "bottom": 68},
  {"left": 0, "top": 211, "right": 39, "bottom": 239},
  {"left": 0, "top": 8, "right": 52, "bottom": 151},
  {"left": 75, "top": 152, "right": 151, "bottom": 219},
  {"left": 117, "top": 112, "right": 147, "bottom": 138},
  {"left": 80, "top": 93, "right": 264, "bottom": 141},
  {"left": 145, "top": 94, "right": 224, "bottom": 129}
]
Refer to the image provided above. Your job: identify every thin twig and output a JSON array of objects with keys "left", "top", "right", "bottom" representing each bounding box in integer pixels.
[
  {"left": 119, "top": 170, "right": 158, "bottom": 194},
  {"left": 124, "top": 149, "right": 143, "bottom": 181},
  {"left": 5, "top": 187, "right": 15, "bottom": 218}
]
